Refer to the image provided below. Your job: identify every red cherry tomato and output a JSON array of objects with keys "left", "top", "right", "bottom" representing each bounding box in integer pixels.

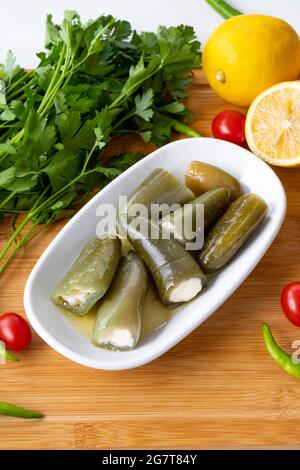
[
  {"left": 281, "top": 282, "right": 300, "bottom": 327},
  {"left": 0, "top": 313, "right": 32, "bottom": 351},
  {"left": 212, "top": 110, "right": 246, "bottom": 146}
]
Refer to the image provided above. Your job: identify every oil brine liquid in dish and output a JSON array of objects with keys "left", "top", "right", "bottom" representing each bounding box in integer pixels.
[{"left": 63, "top": 239, "right": 174, "bottom": 343}]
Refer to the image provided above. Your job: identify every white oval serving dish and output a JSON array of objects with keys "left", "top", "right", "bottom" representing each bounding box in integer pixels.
[{"left": 24, "top": 138, "right": 286, "bottom": 370}]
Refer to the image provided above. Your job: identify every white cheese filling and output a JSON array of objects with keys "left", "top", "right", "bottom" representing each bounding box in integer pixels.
[
  {"left": 169, "top": 278, "right": 202, "bottom": 303},
  {"left": 62, "top": 289, "right": 93, "bottom": 307},
  {"left": 99, "top": 328, "right": 135, "bottom": 350}
]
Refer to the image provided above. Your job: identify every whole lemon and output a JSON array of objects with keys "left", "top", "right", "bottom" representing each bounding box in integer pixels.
[{"left": 203, "top": 14, "right": 300, "bottom": 107}]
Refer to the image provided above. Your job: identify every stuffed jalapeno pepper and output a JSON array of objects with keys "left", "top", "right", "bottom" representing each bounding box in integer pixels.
[
  {"left": 92, "top": 251, "right": 148, "bottom": 351},
  {"left": 122, "top": 218, "right": 207, "bottom": 307},
  {"left": 160, "top": 188, "right": 230, "bottom": 246},
  {"left": 198, "top": 193, "right": 268, "bottom": 273},
  {"left": 185, "top": 161, "right": 241, "bottom": 201},
  {"left": 119, "top": 168, "right": 194, "bottom": 221},
  {"left": 51, "top": 237, "right": 122, "bottom": 316}
]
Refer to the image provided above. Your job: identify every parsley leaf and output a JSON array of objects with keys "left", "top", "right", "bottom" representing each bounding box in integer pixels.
[
  {"left": 1, "top": 50, "right": 22, "bottom": 85},
  {"left": 134, "top": 89, "right": 154, "bottom": 121}
]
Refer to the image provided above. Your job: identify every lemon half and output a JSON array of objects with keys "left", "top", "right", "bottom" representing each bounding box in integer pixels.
[{"left": 245, "top": 81, "right": 300, "bottom": 167}]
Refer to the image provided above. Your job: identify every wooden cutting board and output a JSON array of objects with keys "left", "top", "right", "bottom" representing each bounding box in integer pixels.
[{"left": 1, "top": 70, "right": 300, "bottom": 450}]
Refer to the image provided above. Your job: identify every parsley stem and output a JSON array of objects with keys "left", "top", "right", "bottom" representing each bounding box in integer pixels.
[
  {"left": 0, "top": 123, "right": 22, "bottom": 129},
  {"left": 8, "top": 89, "right": 29, "bottom": 103},
  {"left": 0, "top": 129, "right": 11, "bottom": 144},
  {"left": 82, "top": 143, "right": 98, "bottom": 173},
  {"left": 0, "top": 214, "right": 32, "bottom": 264},
  {"left": 0, "top": 186, "right": 49, "bottom": 263},
  {"left": 0, "top": 191, "right": 16, "bottom": 209},
  {"left": 0, "top": 209, "right": 28, "bottom": 214},
  {"left": 37, "top": 42, "right": 67, "bottom": 116},
  {"left": 39, "top": 52, "right": 74, "bottom": 119},
  {"left": 6, "top": 69, "right": 30, "bottom": 93},
  {"left": 7, "top": 74, "right": 37, "bottom": 101},
  {"left": 0, "top": 222, "right": 39, "bottom": 274},
  {"left": 112, "top": 111, "right": 135, "bottom": 131},
  {"left": 0, "top": 129, "right": 23, "bottom": 160},
  {"left": 38, "top": 19, "right": 81, "bottom": 118}
]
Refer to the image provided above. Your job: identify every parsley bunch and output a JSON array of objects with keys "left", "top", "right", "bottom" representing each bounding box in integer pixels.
[{"left": 0, "top": 11, "right": 201, "bottom": 273}]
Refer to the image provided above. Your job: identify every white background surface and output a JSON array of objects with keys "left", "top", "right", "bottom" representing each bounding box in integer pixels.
[{"left": 1, "top": 0, "right": 300, "bottom": 67}]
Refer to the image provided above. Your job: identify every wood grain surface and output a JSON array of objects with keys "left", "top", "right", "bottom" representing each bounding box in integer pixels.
[{"left": 1, "top": 70, "right": 300, "bottom": 450}]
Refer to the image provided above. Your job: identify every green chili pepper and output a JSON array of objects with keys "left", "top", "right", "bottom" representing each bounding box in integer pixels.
[
  {"left": 92, "top": 251, "right": 148, "bottom": 351},
  {"left": 121, "top": 217, "right": 207, "bottom": 307},
  {"left": 198, "top": 194, "right": 268, "bottom": 274},
  {"left": 0, "top": 342, "right": 19, "bottom": 362},
  {"left": 0, "top": 402, "right": 44, "bottom": 419},
  {"left": 185, "top": 161, "right": 241, "bottom": 202},
  {"left": 171, "top": 120, "right": 203, "bottom": 138},
  {"left": 262, "top": 323, "right": 300, "bottom": 379},
  {"left": 121, "top": 168, "right": 194, "bottom": 221},
  {"left": 51, "top": 237, "right": 122, "bottom": 316},
  {"left": 160, "top": 188, "right": 231, "bottom": 245},
  {"left": 206, "top": 0, "right": 242, "bottom": 19}
]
